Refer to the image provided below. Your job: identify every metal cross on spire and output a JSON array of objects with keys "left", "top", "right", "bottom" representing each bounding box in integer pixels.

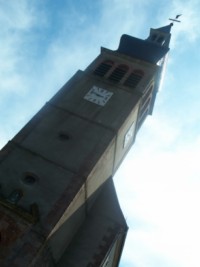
[{"left": 169, "top": 14, "right": 182, "bottom": 24}]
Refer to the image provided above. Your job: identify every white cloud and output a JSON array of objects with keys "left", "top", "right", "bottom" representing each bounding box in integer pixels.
[
  {"left": 0, "top": 1, "right": 35, "bottom": 31},
  {"left": 0, "top": 1, "right": 37, "bottom": 92},
  {"left": 115, "top": 112, "right": 200, "bottom": 267}
]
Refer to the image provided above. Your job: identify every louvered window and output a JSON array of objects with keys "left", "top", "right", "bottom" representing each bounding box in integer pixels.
[
  {"left": 108, "top": 65, "right": 128, "bottom": 82},
  {"left": 93, "top": 60, "right": 114, "bottom": 77},
  {"left": 124, "top": 70, "right": 143, "bottom": 88}
]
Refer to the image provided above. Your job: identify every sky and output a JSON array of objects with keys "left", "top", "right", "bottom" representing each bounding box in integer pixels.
[{"left": 1, "top": 0, "right": 200, "bottom": 266}]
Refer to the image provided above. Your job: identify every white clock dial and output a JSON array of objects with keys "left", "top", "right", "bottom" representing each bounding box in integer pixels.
[
  {"left": 84, "top": 86, "right": 113, "bottom": 106},
  {"left": 124, "top": 122, "right": 135, "bottom": 148}
]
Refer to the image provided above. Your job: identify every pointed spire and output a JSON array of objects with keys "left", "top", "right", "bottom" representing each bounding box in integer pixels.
[{"left": 154, "top": 23, "right": 173, "bottom": 34}]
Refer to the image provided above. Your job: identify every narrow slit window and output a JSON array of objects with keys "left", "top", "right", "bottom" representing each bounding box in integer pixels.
[
  {"left": 141, "top": 85, "right": 153, "bottom": 105},
  {"left": 124, "top": 70, "right": 144, "bottom": 88},
  {"left": 59, "top": 132, "right": 70, "bottom": 141},
  {"left": 137, "top": 108, "right": 149, "bottom": 129},
  {"left": 108, "top": 65, "right": 128, "bottom": 82},
  {"left": 93, "top": 60, "right": 114, "bottom": 77},
  {"left": 140, "top": 97, "right": 151, "bottom": 117}
]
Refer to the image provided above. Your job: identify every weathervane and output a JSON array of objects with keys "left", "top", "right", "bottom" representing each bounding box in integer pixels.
[{"left": 169, "top": 14, "right": 182, "bottom": 25}]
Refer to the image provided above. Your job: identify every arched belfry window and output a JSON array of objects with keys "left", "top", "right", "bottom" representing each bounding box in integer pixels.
[
  {"left": 157, "top": 36, "right": 165, "bottom": 45},
  {"left": 93, "top": 60, "right": 114, "bottom": 77},
  {"left": 151, "top": 34, "right": 157, "bottom": 41},
  {"left": 150, "top": 33, "right": 166, "bottom": 46},
  {"left": 108, "top": 64, "right": 128, "bottom": 82},
  {"left": 124, "top": 69, "right": 144, "bottom": 88}
]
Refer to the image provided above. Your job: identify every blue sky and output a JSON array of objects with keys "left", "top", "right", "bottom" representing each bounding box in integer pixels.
[{"left": 1, "top": 1, "right": 200, "bottom": 266}]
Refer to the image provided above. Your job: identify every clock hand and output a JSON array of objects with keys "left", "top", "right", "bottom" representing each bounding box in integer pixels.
[{"left": 93, "top": 92, "right": 103, "bottom": 98}]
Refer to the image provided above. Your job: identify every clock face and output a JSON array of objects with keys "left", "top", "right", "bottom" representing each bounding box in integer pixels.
[
  {"left": 124, "top": 122, "right": 135, "bottom": 148},
  {"left": 84, "top": 86, "right": 113, "bottom": 106}
]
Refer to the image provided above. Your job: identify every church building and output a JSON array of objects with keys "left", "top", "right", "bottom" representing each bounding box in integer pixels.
[{"left": 0, "top": 23, "right": 172, "bottom": 267}]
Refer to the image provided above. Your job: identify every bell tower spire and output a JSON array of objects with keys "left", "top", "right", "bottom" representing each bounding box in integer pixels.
[
  {"left": 147, "top": 23, "right": 172, "bottom": 48},
  {"left": 0, "top": 23, "right": 172, "bottom": 267}
]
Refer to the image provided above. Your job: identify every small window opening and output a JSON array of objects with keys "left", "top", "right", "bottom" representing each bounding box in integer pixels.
[
  {"left": 93, "top": 60, "right": 114, "bottom": 77},
  {"left": 108, "top": 65, "right": 128, "bottom": 82},
  {"left": 22, "top": 174, "right": 37, "bottom": 185},
  {"left": 59, "top": 132, "right": 70, "bottom": 141},
  {"left": 7, "top": 189, "right": 23, "bottom": 204}
]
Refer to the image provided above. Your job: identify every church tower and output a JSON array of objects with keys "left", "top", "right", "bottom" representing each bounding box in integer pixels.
[{"left": 0, "top": 24, "right": 172, "bottom": 267}]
